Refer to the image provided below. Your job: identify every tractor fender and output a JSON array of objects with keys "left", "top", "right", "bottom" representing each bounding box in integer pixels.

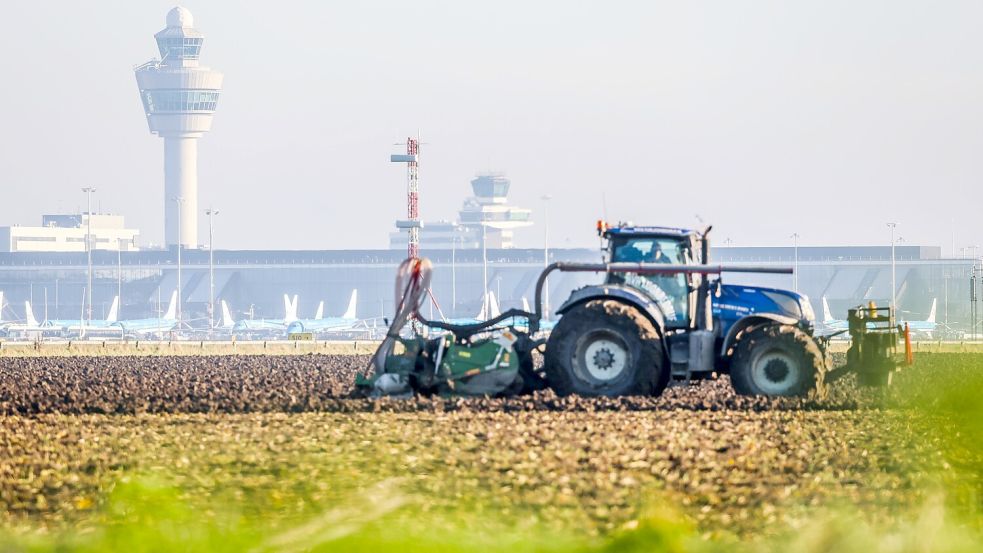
[
  {"left": 719, "top": 313, "right": 801, "bottom": 358},
  {"left": 557, "top": 285, "right": 669, "bottom": 343}
]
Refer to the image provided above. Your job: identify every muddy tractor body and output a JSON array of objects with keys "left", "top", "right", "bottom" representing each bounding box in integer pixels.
[{"left": 356, "top": 224, "right": 906, "bottom": 398}]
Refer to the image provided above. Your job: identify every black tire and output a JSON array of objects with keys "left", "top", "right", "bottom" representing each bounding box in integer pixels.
[
  {"left": 730, "top": 324, "right": 826, "bottom": 397},
  {"left": 544, "top": 300, "right": 668, "bottom": 397}
]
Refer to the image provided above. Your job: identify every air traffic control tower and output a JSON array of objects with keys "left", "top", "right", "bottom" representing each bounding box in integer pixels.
[{"left": 135, "top": 7, "right": 223, "bottom": 249}]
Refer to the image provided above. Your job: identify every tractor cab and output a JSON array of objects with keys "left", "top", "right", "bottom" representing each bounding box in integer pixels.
[{"left": 602, "top": 225, "right": 705, "bottom": 329}]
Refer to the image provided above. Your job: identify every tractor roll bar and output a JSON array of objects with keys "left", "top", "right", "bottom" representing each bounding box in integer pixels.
[{"left": 531, "top": 262, "right": 793, "bottom": 333}]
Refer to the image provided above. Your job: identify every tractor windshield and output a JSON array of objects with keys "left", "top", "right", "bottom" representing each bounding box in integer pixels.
[{"left": 608, "top": 236, "right": 691, "bottom": 326}]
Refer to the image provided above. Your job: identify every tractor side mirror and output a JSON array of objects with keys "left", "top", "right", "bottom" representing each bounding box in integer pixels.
[{"left": 714, "top": 279, "right": 722, "bottom": 298}]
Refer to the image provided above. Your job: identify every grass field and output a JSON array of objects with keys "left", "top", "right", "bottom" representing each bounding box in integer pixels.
[{"left": 0, "top": 353, "right": 981, "bottom": 552}]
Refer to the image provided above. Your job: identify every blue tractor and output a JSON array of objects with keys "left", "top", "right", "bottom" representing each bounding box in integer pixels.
[
  {"left": 357, "top": 224, "right": 902, "bottom": 398},
  {"left": 539, "top": 224, "right": 823, "bottom": 397}
]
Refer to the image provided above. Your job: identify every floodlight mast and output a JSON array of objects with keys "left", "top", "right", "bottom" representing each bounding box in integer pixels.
[
  {"left": 791, "top": 232, "right": 800, "bottom": 292},
  {"left": 117, "top": 237, "right": 122, "bottom": 319},
  {"left": 887, "top": 222, "right": 897, "bottom": 318},
  {"left": 206, "top": 208, "right": 219, "bottom": 330},
  {"left": 81, "top": 187, "right": 97, "bottom": 325},
  {"left": 542, "top": 195, "right": 553, "bottom": 316},
  {"left": 173, "top": 196, "right": 185, "bottom": 326}
]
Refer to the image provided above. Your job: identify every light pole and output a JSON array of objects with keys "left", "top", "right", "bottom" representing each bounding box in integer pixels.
[
  {"left": 451, "top": 231, "right": 457, "bottom": 317},
  {"left": 887, "top": 223, "right": 897, "bottom": 315},
  {"left": 206, "top": 208, "right": 219, "bottom": 330},
  {"left": 81, "top": 187, "right": 96, "bottom": 324},
  {"left": 541, "top": 194, "right": 553, "bottom": 316},
  {"left": 117, "top": 237, "right": 122, "bottom": 319},
  {"left": 481, "top": 221, "right": 488, "bottom": 317},
  {"left": 495, "top": 276, "right": 502, "bottom": 308},
  {"left": 943, "top": 269, "right": 949, "bottom": 334},
  {"left": 791, "top": 232, "right": 800, "bottom": 292},
  {"left": 173, "top": 196, "right": 185, "bottom": 326}
]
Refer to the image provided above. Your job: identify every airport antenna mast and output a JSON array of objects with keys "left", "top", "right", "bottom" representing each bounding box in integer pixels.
[{"left": 390, "top": 136, "right": 422, "bottom": 258}]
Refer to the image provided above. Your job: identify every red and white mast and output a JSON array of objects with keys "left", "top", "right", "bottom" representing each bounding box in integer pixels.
[
  {"left": 391, "top": 136, "right": 422, "bottom": 258},
  {"left": 406, "top": 137, "right": 420, "bottom": 258}
]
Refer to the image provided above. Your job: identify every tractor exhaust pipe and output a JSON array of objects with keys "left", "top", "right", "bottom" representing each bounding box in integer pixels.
[{"left": 698, "top": 227, "right": 713, "bottom": 331}]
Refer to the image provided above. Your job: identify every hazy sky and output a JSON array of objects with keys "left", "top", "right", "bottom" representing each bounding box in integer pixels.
[{"left": 1, "top": 1, "right": 980, "bottom": 252}]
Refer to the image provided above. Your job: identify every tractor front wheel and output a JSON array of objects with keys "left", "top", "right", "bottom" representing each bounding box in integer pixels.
[
  {"left": 729, "top": 324, "right": 826, "bottom": 397},
  {"left": 544, "top": 300, "right": 667, "bottom": 397}
]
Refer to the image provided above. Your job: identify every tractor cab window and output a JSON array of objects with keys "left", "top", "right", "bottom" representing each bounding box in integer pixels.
[{"left": 609, "top": 237, "right": 691, "bottom": 326}]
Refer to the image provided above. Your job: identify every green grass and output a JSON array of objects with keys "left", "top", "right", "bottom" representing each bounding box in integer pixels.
[{"left": 4, "top": 480, "right": 980, "bottom": 553}]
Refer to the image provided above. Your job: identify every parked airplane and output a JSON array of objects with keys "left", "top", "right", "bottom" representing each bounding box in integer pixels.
[
  {"left": 519, "top": 297, "right": 558, "bottom": 332},
  {"left": 0, "top": 291, "right": 22, "bottom": 336},
  {"left": 0, "top": 291, "right": 12, "bottom": 333},
  {"left": 285, "top": 290, "right": 359, "bottom": 336},
  {"left": 426, "top": 292, "right": 502, "bottom": 329},
  {"left": 113, "top": 291, "right": 178, "bottom": 336},
  {"left": 46, "top": 296, "right": 120, "bottom": 335},
  {"left": 486, "top": 297, "right": 558, "bottom": 333},
  {"left": 904, "top": 298, "right": 937, "bottom": 337},
  {"left": 232, "top": 294, "right": 298, "bottom": 334},
  {"left": 821, "top": 296, "right": 937, "bottom": 337},
  {"left": 3, "top": 300, "right": 49, "bottom": 335},
  {"left": 820, "top": 296, "right": 849, "bottom": 334},
  {"left": 218, "top": 300, "right": 235, "bottom": 330}
]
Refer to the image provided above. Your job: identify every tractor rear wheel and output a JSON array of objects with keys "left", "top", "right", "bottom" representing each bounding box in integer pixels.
[
  {"left": 544, "top": 300, "right": 667, "bottom": 397},
  {"left": 729, "top": 324, "right": 826, "bottom": 397}
]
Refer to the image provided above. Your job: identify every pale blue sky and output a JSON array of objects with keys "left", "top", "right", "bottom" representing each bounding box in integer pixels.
[{"left": 1, "top": 1, "right": 980, "bottom": 252}]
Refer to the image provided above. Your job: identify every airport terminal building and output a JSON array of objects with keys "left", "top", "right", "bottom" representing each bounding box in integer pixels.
[{"left": 0, "top": 244, "right": 974, "bottom": 335}]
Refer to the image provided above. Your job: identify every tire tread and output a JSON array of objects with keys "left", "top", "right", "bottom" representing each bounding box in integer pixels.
[
  {"left": 544, "top": 300, "right": 668, "bottom": 397},
  {"left": 730, "top": 324, "right": 826, "bottom": 397}
]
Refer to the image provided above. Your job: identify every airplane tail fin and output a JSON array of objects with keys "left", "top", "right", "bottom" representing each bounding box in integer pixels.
[
  {"left": 284, "top": 294, "right": 299, "bottom": 323},
  {"left": 926, "top": 298, "right": 937, "bottom": 324},
  {"left": 221, "top": 300, "right": 234, "bottom": 328},
  {"left": 476, "top": 294, "right": 487, "bottom": 321},
  {"left": 106, "top": 296, "right": 119, "bottom": 323},
  {"left": 488, "top": 291, "right": 501, "bottom": 319},
  {"left": 163, "top": 291, "right": 178, "bottom": 320},
  {"left": 314, "top": 301, "right": 324, "bottom": 320},
  {"left": 342, "top": 289, "right": 358, "bottom": 320},
  {"left": 25, "top": 301, "right": 38, "bottom": 328},
  {"left": 822, "top": 296, "right": 834, "bottom": 323}
]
